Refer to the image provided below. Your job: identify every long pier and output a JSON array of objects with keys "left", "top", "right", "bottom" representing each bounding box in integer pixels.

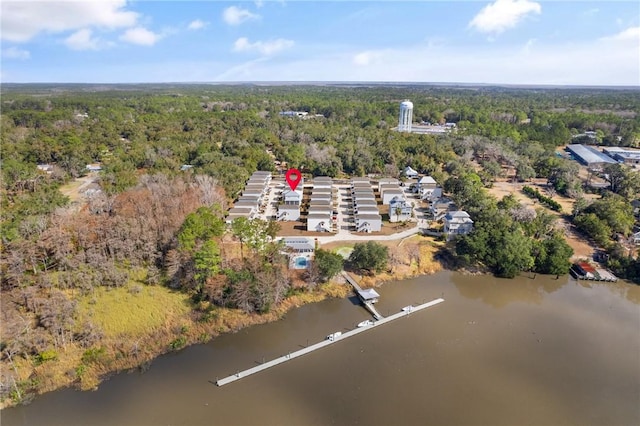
[{"left": 216, "top": 298, "right": 444, "bottom": 386}]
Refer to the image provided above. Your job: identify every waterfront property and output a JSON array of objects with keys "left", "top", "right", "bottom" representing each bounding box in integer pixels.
[
  {"left": 570, "top": 262, "right": 618, "bottom": 281},
  {"left": 280, "top": 237, "right": 315, "bottom": 269},
  {"left": 443, "top": 210, "right": 473, "bottom": 238}
]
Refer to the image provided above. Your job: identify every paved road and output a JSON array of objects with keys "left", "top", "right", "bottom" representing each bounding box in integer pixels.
[{"left": 314, "top": 223, "right": 422, "bottom": 244}]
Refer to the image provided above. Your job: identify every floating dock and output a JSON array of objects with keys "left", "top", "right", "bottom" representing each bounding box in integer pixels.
[{"left": 216, "top": 298, "right": 444, "bottom": 386}]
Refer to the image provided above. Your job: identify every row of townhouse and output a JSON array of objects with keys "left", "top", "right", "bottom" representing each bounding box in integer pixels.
[
  {"left": 307, "top": 176, "right": 335, "bottom": 232},
  {"left": 277, "top": 177, "right": 305, "bottom": 221},
  {"left": 351, "top": 177, "right": 382, "bottom": 233},
  {"left": 226, "top": 171, "right": 272, "bottom": 224}
]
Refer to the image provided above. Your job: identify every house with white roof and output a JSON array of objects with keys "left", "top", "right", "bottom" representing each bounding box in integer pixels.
[
  {"left": 280, "top": 237, "right": 315, "bottom": 269},
  {"left": 389, "top": 196, "right": 413, "bottom": 222},
  {"left": 417, "top": 176, "right": 442, "bottom": 200},
  {"left": 443, "top": 211, "right": 473, "bottom": 238},
  {"left": 353, "top": 198, "right": 377, "bottom": 207},
  {"left": 307, "top": 213, "right": 332, "bottom": 232},
  {"left": 403, "top": 166, "right": 419, "bottom": 178},
  {"left": 382, "top": 189, "right": 405, "bottom": 205},
  {"left": 226, "top": 207, "right": 257, "bottom": 224},
  {"left": 355, "top": 213, "right": 382, "bottom": 233},
  {"left": 378, "top": 178, "right": 400, "bottom": 192}
]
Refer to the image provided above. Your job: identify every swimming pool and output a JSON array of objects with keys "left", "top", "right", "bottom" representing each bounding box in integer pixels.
[{"left": 293, "top": 256, "right": 308, "bottom": 269}]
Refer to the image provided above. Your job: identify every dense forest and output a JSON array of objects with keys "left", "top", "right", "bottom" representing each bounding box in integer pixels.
[{"left": 1, "top": 84, "right": 639, "bottom": 405}]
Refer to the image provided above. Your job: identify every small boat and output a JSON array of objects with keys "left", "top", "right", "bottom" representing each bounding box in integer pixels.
[
  {"left": 402, "top": 305, "right": 413, "bottom": 312},
  {"left": 357, "top": 320, "right": 374, "bottom": 328},
  {"left": 326, "top": 332, "right": 342, "bottom": 341}
]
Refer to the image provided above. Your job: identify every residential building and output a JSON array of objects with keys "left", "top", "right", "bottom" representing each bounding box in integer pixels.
[
  {"left": 443, "top": 211, "right": 474, "bottom": 238},
  {"left": 389, "top": 196, "right": 412, "bottom": 222},
  {"left": 307, "top": 213, "right": 332, "bottom": 232},
  {"left": 430, "top": 197, "right": 455, "bottom": 219},
  {"left": 378, "top": 178, "right": 400, "bottom": 192},
  {"left": 280, "top": 237, "right": 315, "bottom": 269},
  {"left": 354, "top": 213, "right": 382, "bottom": 233},
  {"left": 382, "top": 189, "right": 405, "bottom": 205},
  {"left": 417, "top": 176, "right": 442, "bottom": 201},
  {"left": 403, "top": 166, "right": 419, "bottom": 178},
  {"left": 226, "top": 207, "right": 256, "bottom": 224}
]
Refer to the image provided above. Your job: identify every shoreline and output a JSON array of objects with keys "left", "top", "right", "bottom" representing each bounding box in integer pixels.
[{"left": 1, "top": 241, "right": 444, "bottom": 410}]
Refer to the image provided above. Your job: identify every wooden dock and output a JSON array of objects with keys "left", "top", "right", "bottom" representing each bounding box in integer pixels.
[
  {"left": 341, "top": 272, "right": 384, "bottom": 320},
  {"left": 216, "top": 298, "right": 444, "bottom": 386}
]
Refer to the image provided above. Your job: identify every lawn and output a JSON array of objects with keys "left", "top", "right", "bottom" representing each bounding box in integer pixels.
[{"left": 77, "top": 284, "right": 191, "bottom": 338}]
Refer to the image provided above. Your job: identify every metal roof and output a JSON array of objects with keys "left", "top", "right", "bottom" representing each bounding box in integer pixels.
[{"left": 567, "top": 144, "right": 617, "bottom": 165}]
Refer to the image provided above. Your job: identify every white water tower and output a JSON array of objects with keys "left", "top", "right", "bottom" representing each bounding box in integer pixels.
[{"left": 398, "top": 100, "right": 413, "bottom": 132}]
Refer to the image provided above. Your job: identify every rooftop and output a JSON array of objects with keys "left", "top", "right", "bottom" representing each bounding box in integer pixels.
[{"left": 566, "top": 144, "right": 617, "bottom": 165}]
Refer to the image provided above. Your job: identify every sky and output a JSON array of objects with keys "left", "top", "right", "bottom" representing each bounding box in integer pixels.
[{"left": 1, "top": 0, "right": 639, "bottom": 85}]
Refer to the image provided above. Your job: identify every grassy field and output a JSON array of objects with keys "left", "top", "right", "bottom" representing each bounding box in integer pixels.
[{"left": 77, "top": 284, "right": 191, "bottom": 338}]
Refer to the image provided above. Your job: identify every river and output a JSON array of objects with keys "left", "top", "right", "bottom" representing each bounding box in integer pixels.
[{"left": 2, "top": 272, "right": 639, "bottom": 426}]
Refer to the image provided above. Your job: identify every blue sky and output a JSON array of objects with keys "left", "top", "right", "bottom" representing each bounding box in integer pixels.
[{"left": 1, "top": 1, "right": 639, "bottom": 85}]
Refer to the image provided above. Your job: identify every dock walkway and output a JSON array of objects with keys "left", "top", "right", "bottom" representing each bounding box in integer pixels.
[
  {"left": 216, "top": 298, "right": 444, "bottom": 386},
  {"left": 341, "top": 272, "right": 384, "bottom": 320}
]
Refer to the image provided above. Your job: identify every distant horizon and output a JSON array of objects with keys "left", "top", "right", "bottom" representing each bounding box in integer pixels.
[
  {"left": 2, "top": 81, "right": 639, "bottom": 90},
  {"left": 2, "top": 1, "right": 638, "bottom": 86}
]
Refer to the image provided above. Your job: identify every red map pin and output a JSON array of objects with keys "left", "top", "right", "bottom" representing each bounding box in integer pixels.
[{"left": 285, "top": 168, "right": 302, "bottom": 191}]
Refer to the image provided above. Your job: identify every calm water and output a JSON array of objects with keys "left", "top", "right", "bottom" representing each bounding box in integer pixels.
[{"left": 3, "top": 272, "right": 639, "bottom": 426}]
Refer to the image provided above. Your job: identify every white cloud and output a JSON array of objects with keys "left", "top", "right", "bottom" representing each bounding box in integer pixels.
[
  {"left": 119, "top": 27, "right": 160, "bottom": 46},
  {"left": 522, "top": 38, "right": 536, "bottom": 54},
  {"left": 64, "top": 29, "right": 101, "bottom": 51},
  {"left": 469, "top": 0, "right": 541, "bottom": 35},
  {"left": 353, "top": 51, "right": 383, "bottom": 66},
  {"left": 233, "top": 37, "right": 294, "bottom": 55},
  {"left": 1, "top": 0, "right": 138, "bottom": 42},
  {"left": 188, "top": 19, "right": 208, "bottom": 30},
  {"left": 2, "top": 46, "right": 30, "bottom": 60},
  {"left": 583, "top": 8, "right": 599, "bottom": 17},
  {"left": 223, "top": 6, "right": 260, "bottom": 26},
  {"left": 254, "top": 0, "right": 264, "bottom": 9},
  {"left": 600, "top": 26, "right": 640, "bottom": 42},
  {"left": 218, "top": 34, "right": 639, "bottom": 86}
]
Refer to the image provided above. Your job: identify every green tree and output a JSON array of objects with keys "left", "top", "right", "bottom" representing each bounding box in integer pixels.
[
  {"left": 602, "top": 163, "right": 640, "bottom": 200},
  {"left": 312, "top": 249, "right": 344, "bottom": 282},
  {"left": 194, "top": 240, "right": 221, "bottom": 284},
  {"left": 574, "top": 213, "right": 612, "bottom": 247},
  {"left": 231, "top": 217, "right": 280, "bottom": 258},
  {"left": 348, "top": 241, "right": 388, "bottom": 274},
  {"left": 533, "top": 233, "right": 573, "bottom": 275},
  {"left": 178, "top": 207, "right": 224, "bottom": 252}
]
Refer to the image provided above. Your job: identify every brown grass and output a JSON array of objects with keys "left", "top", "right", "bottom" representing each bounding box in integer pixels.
[{"left": 2, "top": 233, "right": 444, "bottom": 408}]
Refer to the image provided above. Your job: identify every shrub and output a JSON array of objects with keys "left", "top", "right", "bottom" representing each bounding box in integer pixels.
[{"left": 522, "top": 186, "right": 562, "bottom": 212}]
